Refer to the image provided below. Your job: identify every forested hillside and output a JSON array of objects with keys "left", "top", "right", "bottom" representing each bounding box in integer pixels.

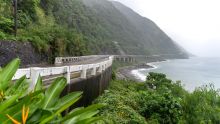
[{"left": 0, "top": 0, "right": 188, "bottom": 61}]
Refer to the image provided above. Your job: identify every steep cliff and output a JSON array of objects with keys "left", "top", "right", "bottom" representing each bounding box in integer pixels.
[
  {"left": 0, "top": 0, "right": 188, "bottom": 60},
  {"left": 81, "top": 0, "right": 187, "bottom": 56}
]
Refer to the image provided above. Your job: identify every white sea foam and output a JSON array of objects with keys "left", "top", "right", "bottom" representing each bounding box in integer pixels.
[
  {"left": 131, "top": 63, "right": 158, "bottom": 81},
  {"left": 131, "top": 68, "right": 147, "bottom": 81},
  {"left": 147, "top": 63, "right": 158, "bottom": 69}
]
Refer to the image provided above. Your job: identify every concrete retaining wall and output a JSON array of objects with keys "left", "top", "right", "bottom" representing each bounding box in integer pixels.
[{"left": 62, "top": 66, "right": 112, "bottom": 108}]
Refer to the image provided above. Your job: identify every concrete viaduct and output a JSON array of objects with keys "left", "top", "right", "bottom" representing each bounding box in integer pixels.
[
  {"left": 12, "top": 54, "right": 173, "bottom": 87},
  {"left": 11, "top": 54, "right": 181, "bottom": 106},
  {"left": 12, "top": 55, "right": 140, "bottom": 106}
]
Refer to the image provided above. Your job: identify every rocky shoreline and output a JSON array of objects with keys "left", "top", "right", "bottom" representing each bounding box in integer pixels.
[
  {"left": 116, "top": 63, "right": 154, "bottom": 82},
  {"left": 116, "top": 58, "right": 171, "bottom": 82}
]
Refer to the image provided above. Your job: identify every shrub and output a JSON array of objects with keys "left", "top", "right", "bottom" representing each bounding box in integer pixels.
[
  {"left": 0, "top": 17, "right": 14, "bottom": 33},
  {"left": 137, "top": 91, "right": 183, "bottom": 123},
  {"left": 94, "top": 80, "right": 147, "bottom": 124},
  {"left": 95, "top": 72, "right": 220, "bottom": 124},
  {"left": 18, "top": 24, "right": 88, "bottom": 59},
  {"left": 17, "top": 10, "right": 32, "bottom": 28},
  {"left": 182, "top": 84, "right": 220, "bottom": 123},
  {"left": 17, "top": 0, "right": 39, "bottom": 21},
  {"left": 0, "top": 31, "right": 6, "bottom": 39}
]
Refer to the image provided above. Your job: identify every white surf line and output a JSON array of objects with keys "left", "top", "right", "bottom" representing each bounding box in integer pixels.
[
  {"left": 130, "top": 59, "right": 172, "bottom": 81},
  {"left": 130, "top": 69, "right": 147, "bottom": 81},
  {"left": 130, "top": 62, "right": 159, "bottom": 81}
]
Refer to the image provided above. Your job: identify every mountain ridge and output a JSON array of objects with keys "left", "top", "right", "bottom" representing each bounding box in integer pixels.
[
  {"left": 0, "top": 0, "right": 188, "bottom": 60},
  {"left": 82, "top": 0, "right": 188, "bottom": 57}
]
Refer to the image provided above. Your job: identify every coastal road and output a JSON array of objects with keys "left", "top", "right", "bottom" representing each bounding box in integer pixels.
[{"left": 23, "top": 55, "right": 110, "bottom": 68}]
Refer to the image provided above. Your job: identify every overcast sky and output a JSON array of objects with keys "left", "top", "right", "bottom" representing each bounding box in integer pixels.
[{"left": 114, "top": 0, "right": 220, "bottom": 57}]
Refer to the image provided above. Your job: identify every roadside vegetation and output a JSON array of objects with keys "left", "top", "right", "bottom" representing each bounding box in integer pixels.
[
  {"left": 0, "top": 0, "right": 89, "bottom": 62},
  {"left": 0, "top": 0, "right": 118, "bottom": 61},
  {"left": 0, "top": 58, "right": 103, "bottom": 124},
  {"left": 95, "top": 72, "right": 220, "bottom": 124}
]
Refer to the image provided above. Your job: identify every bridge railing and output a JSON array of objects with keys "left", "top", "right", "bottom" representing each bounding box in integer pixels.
[
  {"left": 55, "top": 55, "right": 108, "bottom": 65},
  {"left": 13, "top": 56, "right": 114, "bottom": 89}
]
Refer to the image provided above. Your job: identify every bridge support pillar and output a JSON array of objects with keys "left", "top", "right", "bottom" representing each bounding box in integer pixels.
[
  {"left": 30, "top": 68, "right": 41, "bottom": 90},
  {"left": 81, "top": 66, "right": 87, "bottom": 79},
  {"left": 91, "top": 66, "right": 96, "bottom": 76},
  {"left": 65, "top": 66, "right": 70, "bottom": 84},
  {"left": 102, "top": 64, "right": 106, "bottom": 71},
  {"left": 98, "top": 64, "right": 102, "bottom": 73}
]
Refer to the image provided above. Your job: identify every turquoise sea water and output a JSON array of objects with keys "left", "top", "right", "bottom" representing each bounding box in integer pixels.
[{"left": 135, "top": 57, "right": 220, "bottom": 91}]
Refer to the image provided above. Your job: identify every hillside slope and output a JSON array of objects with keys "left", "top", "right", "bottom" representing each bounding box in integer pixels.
[
  {"left": 0, "top": 0, "right": 188, "bottom": 61},
  {"left": 82, "top": 0, "right": 187, "bottom": 56}
]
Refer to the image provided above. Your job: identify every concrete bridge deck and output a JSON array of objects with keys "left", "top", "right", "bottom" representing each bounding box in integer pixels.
[
  {"left": 13, "top": 53, "right": 185, "bottom": 88},
  {"left": 10, "top": 54, "right": 185, "bottom": 106}
]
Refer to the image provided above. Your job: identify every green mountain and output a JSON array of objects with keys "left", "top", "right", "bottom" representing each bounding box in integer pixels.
[
  {"left": 82, "top": 0, "right": 186, "bottom": 56},
  {"left": 0, "top": 0, "right": 188, "bottom": 58}
]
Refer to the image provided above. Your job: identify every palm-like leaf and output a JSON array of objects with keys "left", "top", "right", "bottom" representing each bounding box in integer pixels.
[
  {"left": 0, "top": 58, "right": 20, "bottom": 91},
  {"left": 5, "top": 76, "right": 28, "bottom": 97},
  {"left": 68, "top": 117, "right": 103, "bottom": 124},
  {"left": 53, "top": 91, "right": 83, "bottom": 112},
  {"left": 0, "top": 94, "right": 20, "bottom": 112},
  {"left": 64, "top": 111, "right": 101, "bottom": 124},
  {"left": 0, "top": 59, "right": 104, "bottom": 124},
  {"left": 41, "top": 77, "right": 67, "bottom": 109},
  {"left": 40, "top": 92, "right": 83, "bottom": 124},
  {"left": 0, "top": 91, "right": 44, "bottom": 123},
  {"left": 34, "top": 76, "right": 43, "bottom": 92},
  {"left": 61, "top": 104, "right": 104, "bottom": 123}
]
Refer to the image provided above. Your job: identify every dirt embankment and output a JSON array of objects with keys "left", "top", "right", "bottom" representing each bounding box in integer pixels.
[{"left": 0, "top": 41, "right": 48, "bottom": 67}]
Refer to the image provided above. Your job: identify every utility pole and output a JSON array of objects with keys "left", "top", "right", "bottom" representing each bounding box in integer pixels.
[{"left": 13, "top": 0, "right": 17, "bottom": 37}]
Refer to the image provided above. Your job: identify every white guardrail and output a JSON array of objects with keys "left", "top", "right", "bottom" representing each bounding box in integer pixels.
[
  {"left": 12, "top": 56, "right": 114, "bottom": 89},
  {"left": 55, "top": 55, "right": 107, "bottom": 65}
]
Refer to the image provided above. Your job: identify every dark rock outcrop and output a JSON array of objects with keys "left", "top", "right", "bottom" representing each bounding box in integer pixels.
[{"left": 0, "top": 41, "right": 47, "bottom": 67}]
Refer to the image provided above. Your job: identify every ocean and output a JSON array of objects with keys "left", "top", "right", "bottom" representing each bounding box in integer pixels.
[{"left": 131, "top": 57, "right": 220, "bottom": 91}]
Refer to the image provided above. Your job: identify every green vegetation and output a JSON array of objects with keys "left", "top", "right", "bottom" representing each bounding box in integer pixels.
[
  {"left": 0, "top": 0, "right": 117, "bottom": 58},
  {"left": 0, "top": 58, "right": 103, "bottom": 123},
  {"left": 95, "top": 72, "right": 220, "bottom": 124},
  {"left": 0, "top": 0, "right": 91, "bottom": 61},
  {"left": 0, "top": 0, "right": 188, "bottom": 60}
]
